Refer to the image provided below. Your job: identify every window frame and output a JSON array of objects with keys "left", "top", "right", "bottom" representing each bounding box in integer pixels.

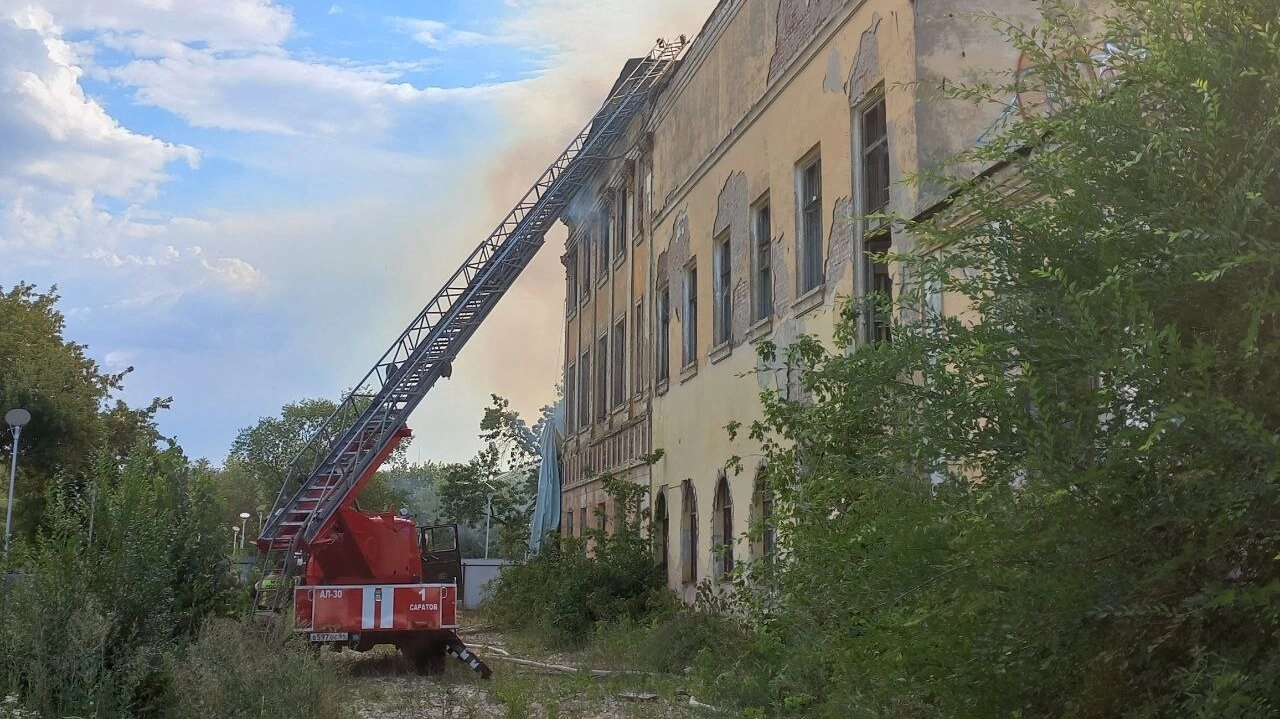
[
  {"left": 796, "top": 150, "right": 824, "bottom": 295},
  {"left": 611, "top": 315, "right": 626, "bottom": 409},
  {"left": 681, "top": 262, "right": 698, "bottom": 369},
  {"left": 713, "top": 231, "right": 732, "bottom": 347},
  {"left": 656, "top": 285, "right": 671, "bottom": 384},
  {"left": 595, "top": 332, "right": 608, "bottom": 422},
  {"left": 751, "top": 195, "right": 773, "bottom": 322}
]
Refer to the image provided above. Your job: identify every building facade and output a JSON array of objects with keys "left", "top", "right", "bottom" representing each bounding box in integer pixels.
[{"left": 559, "top": 0, "right": 1040, "bottom": 598}]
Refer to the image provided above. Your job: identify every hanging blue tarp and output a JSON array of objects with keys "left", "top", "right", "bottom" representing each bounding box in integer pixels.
[{"left": 528, "top": 400, "right": 564, "bottom": 553}]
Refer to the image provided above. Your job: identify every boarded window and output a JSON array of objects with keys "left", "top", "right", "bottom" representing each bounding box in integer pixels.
[{"left": 713, "top": 232, "right": 732, "bottom": 346}]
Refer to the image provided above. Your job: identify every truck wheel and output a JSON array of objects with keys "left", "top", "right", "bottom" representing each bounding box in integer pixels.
[{"left": 402, "top": 639, "right": 447, "bottom": 675}]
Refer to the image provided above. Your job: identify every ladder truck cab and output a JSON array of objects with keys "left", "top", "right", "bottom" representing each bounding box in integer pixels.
[{"left": 251, "top": 37, "right": 688, "bottom": 677}]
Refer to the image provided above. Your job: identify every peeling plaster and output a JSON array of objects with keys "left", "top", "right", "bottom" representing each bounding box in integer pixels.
[
  {"left": 823, "top": 47, "right": 844, "bottom": 93},
  {"left": 768, "top": 0, "right": 843, "bottom": 84},
  {"left": 668, "top": 211, "right": 691, "bottom": 321},
  {"left": 848, "top": 13, "right": 883, "bottom": 105},
  {"left": 824, "top": 195, "right": 854, "bottom": 304},
  {"left": 711, "top": 171, "right": 753, "bottom": 343}
]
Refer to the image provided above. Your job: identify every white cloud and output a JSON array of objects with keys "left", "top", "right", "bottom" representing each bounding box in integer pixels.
[
  {"left": 107, "top": 43, "right": 510, "bottom": 136},
  {"left": 328, "top": 5, "right": 342, "bottom": 16},
  {"left": 391, "top": 17, "right": 499, "bottom": 49},
  {"left": 6, "top": 0, "right": 294, "bottom": 49},
  {"left": 200, "top": 256, "right": 263, "bottom": 290}
]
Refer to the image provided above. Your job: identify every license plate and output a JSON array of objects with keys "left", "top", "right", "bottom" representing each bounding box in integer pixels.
[{"left": 309, "top": 632, "right": 348, "bottom": 642}]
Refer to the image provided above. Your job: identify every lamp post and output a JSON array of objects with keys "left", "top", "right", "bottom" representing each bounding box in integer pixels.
[
  {"left": 231, "top": 525, "right": 240, "bottom": 554},
  {"left": 4, "top": 408, "right": 31, "bottom": 555},
  {"left": 239, "top": 512, "right": 251, "bottom": 550}
]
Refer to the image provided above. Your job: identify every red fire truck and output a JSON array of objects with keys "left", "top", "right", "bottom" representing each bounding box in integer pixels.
[{"left": 252, "top": 38, "right": 688, "bottom": 676}]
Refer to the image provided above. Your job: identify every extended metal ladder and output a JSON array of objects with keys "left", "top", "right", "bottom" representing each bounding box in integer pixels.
[{"left": 254, "top": 37, "right": 688, "bottom": 613}]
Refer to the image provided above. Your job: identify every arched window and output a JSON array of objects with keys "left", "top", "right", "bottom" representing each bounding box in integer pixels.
[
  {"left": 654, "top": 489, "right": 669, "bottom": 574},
  {"left": 680, "top": 480, "right": 698, "bottom": 584},
  {"left": 752, "top": 468, "right": 776, "bottom": 562},
  {"left": 711, "top": 474, "right": 734, "bottom": 579}
]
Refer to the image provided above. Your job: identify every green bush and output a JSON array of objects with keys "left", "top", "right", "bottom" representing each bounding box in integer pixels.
[
  {"left": 702, "top": 0, "right": 1280, "bottom": 716},
  {"left": 486, "top": 476, "right": 671, "bottom": 645},
  {"left": 169, "top": 618, "right": 350, "bottom": 719}
]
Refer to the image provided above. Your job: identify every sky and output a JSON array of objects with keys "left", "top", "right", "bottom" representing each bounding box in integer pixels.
[{"left": 0, "top": 0, "right": 717, "bottom": 464}]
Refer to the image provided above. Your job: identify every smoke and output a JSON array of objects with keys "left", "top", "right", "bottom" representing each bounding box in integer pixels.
[{"left": 441, "top": 0, "right": 721, "bottom": 425}]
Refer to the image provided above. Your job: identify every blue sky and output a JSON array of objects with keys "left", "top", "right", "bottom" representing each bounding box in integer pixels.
[{"left": 0, "top": 0, "right": 715, "bottom": 464}]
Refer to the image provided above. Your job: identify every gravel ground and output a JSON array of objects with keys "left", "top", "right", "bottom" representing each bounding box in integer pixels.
[{"left": 336, "top": 632, "right": 715, "bottom": 719}]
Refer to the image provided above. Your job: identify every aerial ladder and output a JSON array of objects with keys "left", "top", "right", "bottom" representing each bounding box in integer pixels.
[{"left": 253, "top": 37, "right": 688, "bottom": 675}]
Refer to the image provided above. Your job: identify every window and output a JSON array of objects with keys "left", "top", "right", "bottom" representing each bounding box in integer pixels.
[
  {"left": 632, "top": 297, "right": 645, "bottom": 394},
  {"left": 597, "top": 501, "right": 607, "bottom": 531},
  {"left": 611, "top": 316, "right": 626, "bottom": 408},
  {"left": 565, "top": 361, "right": 577, "bottom": 433},
  {"left": 712, "top": 476, "right": 734, "bottom": 579},
  {"left": 595, "top": 334, "right": 608, "bottom": 422},
  {"left": 866, "top": 233, "right": 893, "bottom": 344},
  {"left": 616, "top": 188, "right": 629, "bottom": 255},
  {"left": 713, "top": 232, "right": 732, "bottom": 346},
  {"left": 598, "top": 207, "right": 611, "bottom": 276},
  {"left": 579, "top": 235, "right": 591, "bottom": 297},
  {"left": 752, "top": 199, "right": 773, "bottom": 321},
  {"left": 656, "top": 287, "right": 671, "bottom": 383},
  {"left": 858, "top": 93, "right": 893, "bottom": 344},
  {"left": 578, "top": 350, "right": 591, "bottom": 428},
  {"left": 655, "top": 490, "right": 669, "bottom": 572},
  {"left": 860, "top": 95, "right": 890, "bottom": 215},
  {"left": 566, "top": 248, "right": 578, "bottom": 309},
  {"left": 681, "top": 263, "right": 698, "bottom": 368},
  {"left": 566, "top": 509, "right": 574, "bottom": 537},
  {"left": 680, "top": 480, "right": 698, "bottom": 584},
  {"left": 798, "top": 154, "right": 823, "bottom": 293},
  {"left": 752, "top": 470, "right": 776, "bottom": 562}
]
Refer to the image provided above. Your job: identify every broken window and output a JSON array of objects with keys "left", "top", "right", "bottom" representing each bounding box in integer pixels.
[
  {"left": 598, "top": 205, "right": 613, "bottom": 277},
  {"left": 713, "top": 232, "right": 732, "bottom": 346},
  {"left": 578, "top": 233, "right": 591, "bottom": 298},
  {"left": 860, "top": 95, "right": 890, "bottom": 215},
  {"left": 566, "top": 248, "right": 578, "bottom": 309},
  {"left": 595, "top": 334, "right": 608, "bottom": 422},
  {"left": 712, "top": 475, "right": 734, "bottom": 580},
  {"left": 682, "top": 263, "right": 698, "bottom": 368},
  {"left": 680, "top": 480, "right": 698, "bottom": 584},
  {"left": 657, "top": 286, "right": 671, "bottom": 383},
  {"left": 565, "top": 361, "right": 577, "bottom": 433},
  {"left": 752, "top": 470, "right": 776, "bottom": 562},
  {"left": 616, "top": 188, "right": 629, "bottom": 255},
  {"left": 612, "top": 316, "right": 626, "bottom": 408},
  {"left": 655, "top": 489, "right": 669, "bottom": 572},
  {"left": 633, "top": 296, "right": 644, "bottom": 394},
  {"left": 798, "top": 154, "right": 823, "bottom": 294},
  {"left": 578, "top": 350, "right": 591, "bottom": 428},
  {"left": 857, "top": 92, "right": 893, "bottom": 345},
  {"left": 752, "top": 199, "right": 773, "bottom": 321}
]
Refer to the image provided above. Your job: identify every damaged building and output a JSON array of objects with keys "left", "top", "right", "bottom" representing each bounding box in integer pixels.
[{"left": 556, "top": 0, "right": 1043, "bottom": 598}]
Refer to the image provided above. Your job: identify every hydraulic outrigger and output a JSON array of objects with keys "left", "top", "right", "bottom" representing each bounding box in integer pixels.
[{"left": 252, "top": 37, "right": 688, "bottom": 675}]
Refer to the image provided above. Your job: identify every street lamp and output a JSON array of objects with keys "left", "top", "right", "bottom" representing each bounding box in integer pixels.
[
  {"left": 231, "top": 525, "right": 241, "bottom": 554},
  {"left": 4, "top": 408, "right": 31, "bottom": 555},
  {"left": 239, "top": 512, "right": 251, "bottom": 550}
]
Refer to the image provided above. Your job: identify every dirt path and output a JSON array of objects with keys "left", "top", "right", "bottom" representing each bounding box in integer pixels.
[{"left": 335, "top": 631, "right": 716, "bottom": 719}]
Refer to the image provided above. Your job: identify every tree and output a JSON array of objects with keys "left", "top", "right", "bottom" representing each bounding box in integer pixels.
[
  {"left": 0, "top": 283, "right": 170, "bottom": 542},
  {"left": 713, "top": 0, "right": 1280, "bottom": 716},
  {"left": 226, "top": 397, "right": 408, "bottom": 516},
  {"left": 438, "top": 395, "right": 544, "bottom": 558}
]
